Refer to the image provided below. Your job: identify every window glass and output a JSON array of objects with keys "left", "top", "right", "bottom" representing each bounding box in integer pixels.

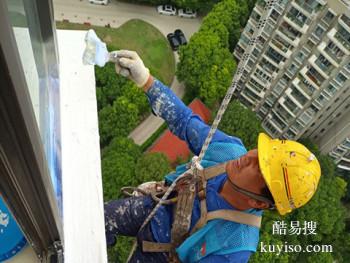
[{"left": 6, "top": 0, "right": 62, "bottom": 215}]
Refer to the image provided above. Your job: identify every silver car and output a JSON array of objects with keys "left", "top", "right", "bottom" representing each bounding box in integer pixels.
[
  {"left": 157, "top": 5, "right": 177, "bottom": 16},
  {"left": 178, "top": 8, "right": 197, "bottom": 18}
]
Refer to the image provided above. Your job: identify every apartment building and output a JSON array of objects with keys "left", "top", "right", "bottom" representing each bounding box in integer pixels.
[{"left": 233, "top": 0, "right": 350, "bottom": 171}]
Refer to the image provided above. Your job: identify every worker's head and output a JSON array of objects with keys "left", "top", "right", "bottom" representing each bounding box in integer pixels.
[{"left": 226, "top": 133, "right": 321, "bottom": 215}]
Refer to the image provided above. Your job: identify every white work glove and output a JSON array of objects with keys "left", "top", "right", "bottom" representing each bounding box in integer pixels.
[{"left": 110, "top": 50, "right": 150, "bottom": 87}]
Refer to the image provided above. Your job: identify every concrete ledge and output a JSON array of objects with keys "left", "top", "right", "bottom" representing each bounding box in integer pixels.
[{"left": 57, "top": 29, "right": 107, "bottom": 263}]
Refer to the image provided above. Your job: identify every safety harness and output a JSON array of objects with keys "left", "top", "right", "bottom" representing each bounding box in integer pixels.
[{"left": 123, "top": 161, "right": 263, "bottom": 262}]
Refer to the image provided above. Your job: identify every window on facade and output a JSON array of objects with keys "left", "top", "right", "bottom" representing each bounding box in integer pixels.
[
  {"left": 315, "top": 54, "right": 332, "bottom": 73},
  {"left": 266, "top": 47, "right": 286, "bottom": 64},
  {"left": 279, "top": 21, "right": 302, "bottom": 41},
  {"left": 247, "top": 59, "right": 254, "bottom": 68},
  {"left": 243, "top": 89, "right": 261, "bottom": 102},
  {"left": 284, "top": 97, "right": 300, "bottom": 114},
  {"left": 323, "top": 10, "right": 335, "bottom": 24},
  {"left": 343, "top": 139, "right": 350, "bottom": 148},
  {"left": 335, "top": 25, "right": 350, "bottom": 50},
  {"left": 264, "top": 121, "right": 278, "bottom": 135},
  {"left": 288, "top": 63, "right": 298, "bottom": 75},
  {"left": 325, "top": 41, "right": 345, "bottom": 62},
  {"left": 260, "top": 58, "right": 278, "bottom": 74},
  {"left": 291, "top": 85, "right": 308, "bottom": 105},
  {"left": 325, "top": 84, "right": 338, "bottom": 95},
  {"left": 249, "top": 78, "right": 265, "bottom": 93},
  {"left": 252, "top": 48, "right": 260, "bottom": 58},
  {"left": 276, "top": 104, "right": 295, "bottom": 122},
  {"left": 251, "top": 10, "right": 261, "bottom": 23},
  {"left": 335, "top": 72, "right": 347, "bottom": 85},
  {"left": 286, "top": 129, "right": 297, "bottom": 139},
  {"left": 295, "top": 51, "right": 306, "bottom": 63},
  {"left": 270, "top": 9, "right": 280, "bottom": 22},
  {"left": 306, "top": 67, "right": 325, "bottom": 86},
  {"left": 254, "top": 68, "right": 272, "bottom": 82},
  {"left": 345, "top": 62, "right": 350, "bottom": 72},
  {"left": 286, "top": 6, "right": 308, "bottom": 27},
  {"left": 272, "top": 112, "right": 287, "bottom": 130},
  {"left": 314, "top": 26, "right": 325, "bottom": 38},
  {"left": 258, "top": 36, "right": 266, "bottom": 45},
  {"left": 299, "top": 111, "right": 312, "bottom": 125},
  {"left": 310, "top": 104, "right": 319, "bottom": 113}
]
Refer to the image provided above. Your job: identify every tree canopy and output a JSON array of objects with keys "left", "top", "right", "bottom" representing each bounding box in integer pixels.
[
  {"left": 176, "top": 0, "right": 254, "bottom": 106},
  {"left": 218, "top": 100, "right": 263, "bottom": 149}
]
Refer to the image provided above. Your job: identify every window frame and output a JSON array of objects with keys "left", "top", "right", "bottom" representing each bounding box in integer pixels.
[{"left": 0, "top": 0, "right": 63, "bottom": 261}]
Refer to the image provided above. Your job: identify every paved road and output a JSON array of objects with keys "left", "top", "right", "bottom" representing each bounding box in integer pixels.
[
  {"left": 53, "top": 0, "right": 200, "bottom": 145},
  {"left": 53, "top": 0, "right": 201, "bottom": 41}
]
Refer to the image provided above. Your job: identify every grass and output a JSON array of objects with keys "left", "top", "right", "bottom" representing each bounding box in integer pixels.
[{"left": 56, "top": 19, "right": 175, "bottom": 85}]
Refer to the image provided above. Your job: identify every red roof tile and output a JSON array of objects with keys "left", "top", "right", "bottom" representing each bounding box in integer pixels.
[{"left": 148, "top": 98, "right": 211, "bottom": 163}]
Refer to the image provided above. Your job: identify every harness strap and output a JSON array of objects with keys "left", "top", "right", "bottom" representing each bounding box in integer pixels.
[
  {"left": 206, "top": 209, "right": 261, "bottom": 228},
  {"left": 203, "top": 162, "right": 228, "bottom": 180},
  {"left": 189, "top": 169, "right": 208, "bottom": 235},
  {"left": 142, "top": 210, "right": 261, "bottom": 253},
  {"left": 142, "top": 241, "right": 172, "bottom": 252}
]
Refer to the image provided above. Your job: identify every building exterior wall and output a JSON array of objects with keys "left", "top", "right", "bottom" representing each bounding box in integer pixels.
[{"left": 233, "top": 0, "right": 350, "bottom": 170}]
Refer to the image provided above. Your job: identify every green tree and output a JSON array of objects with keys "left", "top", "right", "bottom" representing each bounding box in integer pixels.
[
  {"left": 200, "top": 0, "right": 245, "bottom": 50},
  {"left": 177, "top": 30, "right": 236, "bottom": 106},
  {"left": 101, "top": 137, "right": 142, "bottom": 201},
  {"left": 218, "top": 100, "right": 263, "bottom": 149},
  {"left": 135, "top": 152, "right": 172, "bottom": 183},
  {"left": 98, "top": 96, "right": 139, "bottom": 147}
]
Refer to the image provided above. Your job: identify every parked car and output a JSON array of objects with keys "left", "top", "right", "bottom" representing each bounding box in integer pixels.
[
  {"left": 157, "top": 5, "right": 176, "bottom": 16},
  {"left": 178, "top": 8, "right": 197, "bottom": 18},
  {"left": 167, "top": 33, "right": 180, "bottom": 51},
  {"left": 89, "top": 0, "right": 109, "bottom": 5},
  {"left": 174, "top": 29, "right": 187, "bottom": 45}
]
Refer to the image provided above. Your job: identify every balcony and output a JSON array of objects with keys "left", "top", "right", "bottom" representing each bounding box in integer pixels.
[
  {"left": 285, "top": 6, "right": 309, "bottom": 31},
  {"left": 334, "top": 29, "right": 350, "bottom": 51},
  {"left": 271, "top": 38, "right": 290, "bottom": 54},
  {"left": 323, "top": 46, "right": 343, "bottom": 65},
  {"left": 297, "top": 74, "right": 317, "bottom": 96},
  {"left": 278, "top": 21, "right": 302, "bottom": 42},
  {"left": 314, "top": 58, "right": 334, "bottom": 75},
  {"left": 294, "top": 0, "right": 314, "bottom": 14},
  {"left": 339, "top": 15, "right": 350, "bottom": 32},
  {"left": 305, "top": 67, "right": 325, "bottom": 87}
]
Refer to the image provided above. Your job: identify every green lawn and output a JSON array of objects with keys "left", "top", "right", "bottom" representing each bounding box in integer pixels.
[{"left": 56, "top": 19, "right": 175, "bottom": 85}]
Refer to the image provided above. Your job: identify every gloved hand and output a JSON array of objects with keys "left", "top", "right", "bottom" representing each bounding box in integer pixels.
[{"left": 110, "top": 50, "right": 150, "bottom": 88}]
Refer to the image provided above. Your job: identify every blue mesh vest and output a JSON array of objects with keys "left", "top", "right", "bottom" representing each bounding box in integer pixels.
[{"left": 164, "top": 142, "right": 262, "bottom": 263}]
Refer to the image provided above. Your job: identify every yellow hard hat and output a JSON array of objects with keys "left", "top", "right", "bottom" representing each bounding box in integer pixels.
[{"left": 258, "top": 133, "right": 321, "bottom": 215}]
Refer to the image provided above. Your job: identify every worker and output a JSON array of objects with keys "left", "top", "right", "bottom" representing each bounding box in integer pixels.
[{"left": 104, "top": 50, "right": 321, "bottom": 263}]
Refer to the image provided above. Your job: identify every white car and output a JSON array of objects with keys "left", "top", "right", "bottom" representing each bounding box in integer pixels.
[
  {"left": 89, "top": 0, "right": 108, "bottom": 5},
  {"left": 178, "top": 8, "right": 197, "bottom": 18},
  {"left": 157, "top": 5, "right": 177, "bottom": 16}
]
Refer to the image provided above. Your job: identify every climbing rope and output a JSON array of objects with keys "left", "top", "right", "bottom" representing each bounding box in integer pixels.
[{"left": 135, "top": 0, "right": 278, "bottom": 254}]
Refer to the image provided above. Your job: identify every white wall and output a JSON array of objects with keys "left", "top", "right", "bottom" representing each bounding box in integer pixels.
[{"left": 57, "top": 29, "right": 107, "bottom": 263}]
